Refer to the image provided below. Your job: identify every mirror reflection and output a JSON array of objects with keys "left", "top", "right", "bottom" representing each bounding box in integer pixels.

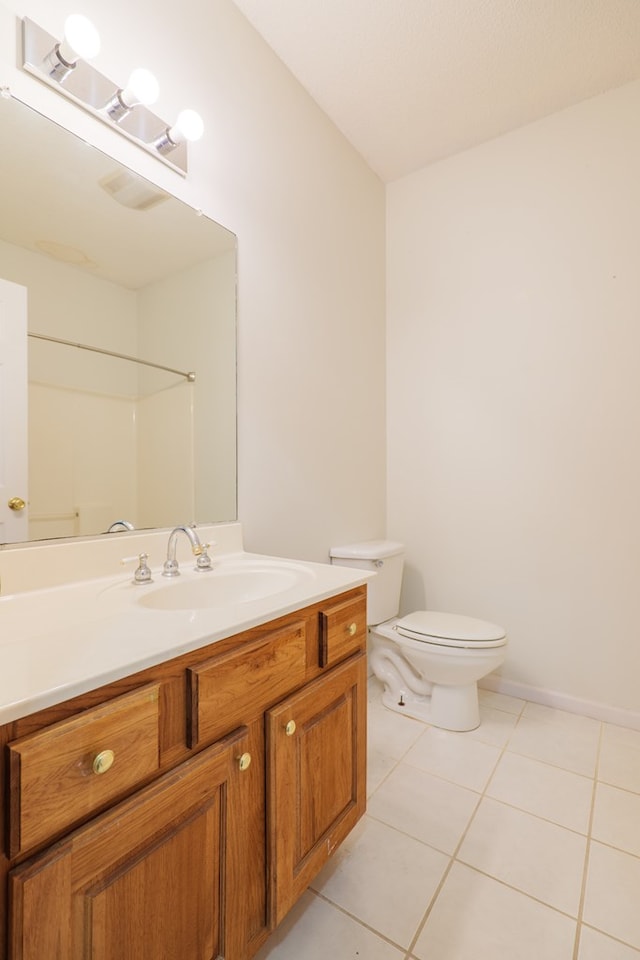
[{"left": 0, "top": 95, "right": 237, "bottom": 545}]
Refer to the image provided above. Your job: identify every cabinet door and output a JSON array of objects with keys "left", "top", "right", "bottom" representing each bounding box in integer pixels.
[
  {"left": 9, "top": 728, "right": 249, "bottom": 960},
  {"left": 267, "top": 653, "right": 367, "bottom": 924}
]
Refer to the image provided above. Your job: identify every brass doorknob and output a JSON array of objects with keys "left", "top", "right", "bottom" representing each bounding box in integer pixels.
[
  {"left": 92, "top": 749, "right": 115, "bottom": 775},
  {"left": 285, "top": 720, "right": 296, "bottom": 737},
  {"left": 238, "top": 752, "right": 252, "bottom": 771},
  {"left": 8, "top": 497, "right": 26, "bottom": 511}
]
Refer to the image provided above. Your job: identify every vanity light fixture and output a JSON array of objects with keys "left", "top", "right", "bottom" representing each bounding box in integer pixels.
[
  {"left": 104, "top": 68, "right": 160, "bottom": 122},
  {"left": 154, "top": 108, "right": 204, "bottom": 154},
  {"left": 21, "top": 16, "right": 202, "bottom": 176},
  {"left": 43, "top": 14, "right": 101, "bottom": 82}
]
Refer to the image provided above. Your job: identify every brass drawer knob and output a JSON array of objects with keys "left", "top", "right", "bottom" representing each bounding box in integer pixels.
[
  {"left": 347, "top": 622, "right": 357, "bottom": 637},
  {"left": 285, "top": 720, "right": 296, "bottom": 737},
  {"left": 238, "top": 752, "right": 252, "bottom": 771},
  {"left": 92, "top": 749, "right": 115, "bottom": 775}
]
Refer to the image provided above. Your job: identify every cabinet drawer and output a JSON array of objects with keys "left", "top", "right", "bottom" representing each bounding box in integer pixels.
[
  {"left": 319, "top": 594, "right": 366, "bottom": 668},
  {"left": 8, "top": 683, "right": 160, "bottom": 856},
  {"left": 188, "top": 621, "right": 307, "bottom": 747}
]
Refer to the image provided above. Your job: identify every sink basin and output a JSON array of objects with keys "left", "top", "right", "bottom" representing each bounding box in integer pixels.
[{"left": 137, "top": 564, "right": 309, "bottom": 611}]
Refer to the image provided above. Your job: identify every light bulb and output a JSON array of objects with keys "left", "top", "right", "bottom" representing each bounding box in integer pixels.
[
  {"left": 153, "top": 109, "right": 204, "bottom": 156},
  {"left": 58, "top": 14, "right": 101, "bottom": 65},
  {"left": 168, "top": 109, "right": 204, "bottom": 145},
  {"left": 119, "top": 68, "right": 160, "bottom": 109},
  {"left": 104, "top": 68, "right": 159, "bottom": 122}
]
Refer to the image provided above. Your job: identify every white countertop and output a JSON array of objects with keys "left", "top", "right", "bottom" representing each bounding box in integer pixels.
[{"left": 0, "top": 548, "right": 372, "bottom": 725}]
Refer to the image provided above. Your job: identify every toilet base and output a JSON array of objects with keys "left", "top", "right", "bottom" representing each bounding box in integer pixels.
[{"left": 380, "top": 681, "right": 480, "bottom": 732}]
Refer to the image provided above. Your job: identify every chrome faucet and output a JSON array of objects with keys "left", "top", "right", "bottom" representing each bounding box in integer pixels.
[
  {"left": 106, "top": 519, "right": 135, "bottom": 533},
  {"left": 162, "top": 525, "right": 213, "bottom": 577}
]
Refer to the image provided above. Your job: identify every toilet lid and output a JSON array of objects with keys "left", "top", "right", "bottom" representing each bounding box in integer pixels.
[{"left": 395, "top": 611, "right": 507, "bottom": 649}]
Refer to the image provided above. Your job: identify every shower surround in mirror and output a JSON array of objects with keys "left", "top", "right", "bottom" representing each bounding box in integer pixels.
[{"left": 0, "top": 94, "right": 237, "bottom": 544}]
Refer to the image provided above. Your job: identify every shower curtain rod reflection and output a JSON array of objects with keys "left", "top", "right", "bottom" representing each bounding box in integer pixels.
[{"left": 28, "top": 332, "right": 196, "bottom": 382}]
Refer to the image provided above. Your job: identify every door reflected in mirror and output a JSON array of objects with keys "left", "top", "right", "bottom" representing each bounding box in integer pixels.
[{"left": 0, "top": 95, "right": 237, "bottom": 545}]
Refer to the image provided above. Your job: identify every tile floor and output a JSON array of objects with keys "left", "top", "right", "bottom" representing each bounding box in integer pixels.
[{"left": 254, "top": 679, "right": 640, "bottom": 960}]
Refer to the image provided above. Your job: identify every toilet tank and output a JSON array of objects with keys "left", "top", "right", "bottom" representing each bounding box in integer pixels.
[{"left": 329, "top": 540, "right": 404, "bottom": 625}]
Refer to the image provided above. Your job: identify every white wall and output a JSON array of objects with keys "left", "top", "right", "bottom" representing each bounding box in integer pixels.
[
  {"left": 137, "top": 255, "right": 237, "bottom": 527},
  {"left": 0, "top": 238, "right": 139, "bottom": 537},
  {"left": 0, "top": 0, "right": 387, "bottom": 562},
  {"left": 387, "top": 80, "right": 640, "bottom": 717}
]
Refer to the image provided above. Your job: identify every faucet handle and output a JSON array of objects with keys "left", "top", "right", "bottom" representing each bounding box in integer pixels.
[
  {"left": 122, "top": 553, "right": 153, "bottom": 584},
  {"left": 195, "top": 542, "right": 214, "bottom": 571}
]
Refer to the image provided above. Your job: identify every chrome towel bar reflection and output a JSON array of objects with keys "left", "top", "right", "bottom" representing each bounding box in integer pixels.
[{"left": 28, "top": 333, "right": 196, "bottom": 382}]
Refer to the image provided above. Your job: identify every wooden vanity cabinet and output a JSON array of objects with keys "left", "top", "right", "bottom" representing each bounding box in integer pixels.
[
  {"left": 268, "top": 653, "right": 366, "bottom": 924},
  {"left": 0, "top": 585, "right": 367, "bottom": 960},
  {"left": 10, "top": 727, "right": 248, "bottom": 960}
]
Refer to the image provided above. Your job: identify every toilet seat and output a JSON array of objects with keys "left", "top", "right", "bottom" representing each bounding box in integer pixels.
[{"left": 395, "top": 611, "right": 507, "bottom": 650}]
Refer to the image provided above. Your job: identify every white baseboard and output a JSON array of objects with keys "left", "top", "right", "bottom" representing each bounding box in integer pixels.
[{"left": 480, "top": 675, "right": 640, "bottom": 732}]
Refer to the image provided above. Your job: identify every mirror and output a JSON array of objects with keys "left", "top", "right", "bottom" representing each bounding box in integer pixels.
[{"left": 0, "top": 94, "right": 237, "bottom": 544}]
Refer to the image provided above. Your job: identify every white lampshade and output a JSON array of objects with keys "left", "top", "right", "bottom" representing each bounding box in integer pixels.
[
  {"left": 168, "top": 109, "right": 204, "bottom": 144},
  {"left": 58, "top": 14, "right": 100, "bottom": 64},
  {"left": 119, "top": 68, "right": 160, "bottom": 108}
]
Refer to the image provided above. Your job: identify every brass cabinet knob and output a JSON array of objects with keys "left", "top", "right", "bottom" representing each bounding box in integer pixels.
[
  {"left": 347, "top": 622, "right": 357, "bottom": 637},
  {"left": 92, "top": 749, "right": 115, "bottom": 775},
  {"left": 238, "top": 752, "right": 252, "bottom": 771},
  {"left": 285, "top": 720, "right": 296, "bottom": 737},
  {"left": 8, "top": 497, "right": 26, "bottom": 512}
]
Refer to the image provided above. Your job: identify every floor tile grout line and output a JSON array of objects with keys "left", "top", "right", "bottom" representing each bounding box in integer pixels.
[
  {"left": 400, "top": 699, "right": 519, "bottom": 783},
  {"left": 364, "top": 688, "right": 640, "bottom": 960},
  {"left": 374, "top": 719, "right": 596, "bottom": 838},
  {"left": 500, "top": 750, "right": 596, "bottom": 780},
  {"left": 396, "top": 753, "right": 502, "bottom": 796},
  {"left": 511, "top": 699, "right": 604, "bottom": 734},
  {"left": 572, "top": 718, "right": 603, "bottom": 960},
  {"left": 400, "top": 840, "right": 463, "bottom": 959},
  {"left": 367, "top": 746, "right": 601, "bottom": 869},
  {"left": 579, "top": 921, "right": 640, "bottom": 956},
  {"left": 366, "top": 714, "right": 432, "bottom": 798},
  {"left": 449, "top": 860, "right": 587, "bottom": 923},
  {"left": 449, "top": 703, "right": 592, "bottom": 923},
  {"left": 366, "top": 710, "right": 477, "bottom": 957},
  {"left": 397, "top": 698, "right": 595, "bottom": 958},
  {"left": 474, "top": 793, "right": 592, "bottom": 839},
  {"left": 363, "top": 809, "right": 470, "bottom": 861},
  {"left": 596, "top": 776, "right": 640, "bottom": 799},
  {"left": 308, "top": 887, "right": 419, "bottom": 956},
  {"left": 586, "top": 837, "right": 640, "bottom": 863},
  {"left": 499, "top": 707, "right": 602, "bottom": 779},
  {"left": 401, "top": 702, "right": 512, "bottom": 959}
]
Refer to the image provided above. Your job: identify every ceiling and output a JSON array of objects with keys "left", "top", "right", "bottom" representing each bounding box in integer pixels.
[
  {"left": 231, "top": 0, "right": 640, "bottom": 182},
  {"left": 0, "top": 96, "right": 235, "bottom": 289}
]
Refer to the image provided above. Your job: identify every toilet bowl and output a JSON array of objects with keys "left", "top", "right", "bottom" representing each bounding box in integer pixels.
[
  {"left": 329, "top": 540, "right": 507, "bottom": 732},
  {"left": 371, "top": 611, "right": 506, "bottom": 731}
]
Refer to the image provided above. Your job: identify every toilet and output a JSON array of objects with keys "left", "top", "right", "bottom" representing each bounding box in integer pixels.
[{"left": 329, "top": 540, "right": 507, "bottom": 732}]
